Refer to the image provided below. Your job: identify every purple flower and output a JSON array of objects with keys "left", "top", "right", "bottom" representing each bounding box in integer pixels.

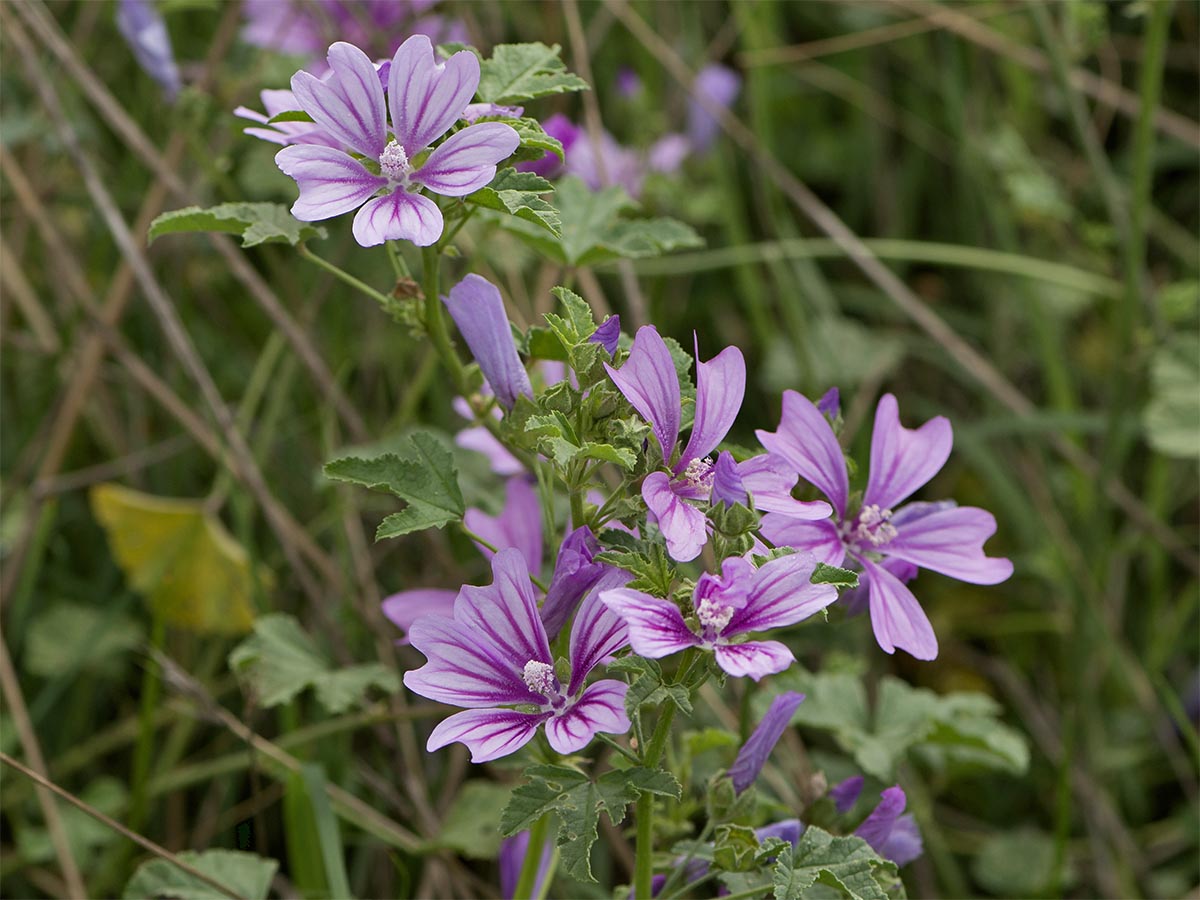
[
  {"left": 235, "top": 89, "right": 342, "bottom": 148},
  {"left": 601, "top": 553, "right": 837, "bottom": 681},
  {"left": 757, "top": 392, "right": 1013, "bottom": 660},
  {"left": 444, "top": 274, "right": 533, "bottom": 410},
  {"left": 275, "top": 38, "right": 520, "bottom": 247},
  {"left": 540, "top": 527, "right": 611, "bottom": 641},
  {"left": 498, "top": 830, "right": 553, "bottom": 899},
  {"left": 728, "top": 691, "right": 805, "bottom": 793},
  {"left": 516, "top": 113, "right": 580, "bottom": 179},
  {"left": 828, "top": 775, "right": 864, "bottom": 814},
  {"left": 854, "top": 786, "right": 923, "bottom": 867},
  {"left": 381, "top": 587, "right": 456, "bottom": 645},
  {"left": 688, "top": 63, "right": 741, "bottom": 151},
  {"left": 591, "top": 315, "right": 621, "bottom": 357},
  {"left": 647, "top": 133, "right": 691, "bottom": 175},
  {"left": 404, "top": 549, "right": 631, "bottom": 761},
  {"left": 117, "top": 0, "right": 182, "bottom": 101},
  {"left": 566, "top": 130, "right": 647, "bottom": 197},
  {"left": 462, "top": 102, "right": 525, "bottom": 123},
  {"left": 464, "top": 477, "right": 543, "bottom": 574},
  {"left": 710, "top": 451, "right": 748, "bottom": 507},
  {"left": 616, "top": 67, "right": 643, "bottom": 98},
  {"left": 816, "top": 386, "right": 840, "bottom": 420}
]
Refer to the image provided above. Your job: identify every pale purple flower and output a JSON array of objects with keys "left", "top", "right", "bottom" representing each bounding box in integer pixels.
[
  {"left": 275, "top": 38, "right": 520, "bottom": 247},
  {"left": 606, "top": 326, "right": 828, "bottom": 561},
  {"left": 601, "top": 552, "right": 837, "bottom": 681},
  {"left": 404, "top": 549, "right": 631, "bottom": 761},
  {"left": 647, "top": 133, "right": 691, "bottom": 175},
  {"left": 728, "top": 691, "right": 805, "bottom": 793},
  {"left": 710, "top": 451, "right": 747, "bottom": 507},
  {"left": 758, "top": 392, "right": 1013, "bottom": 660},
  {"left": 499, "top": 830, "right": 553, "bottom": 899},
  {"left": 854, "top": 786, "right": 923, "bottom": 867},
  {"left": 117, "top": 0, "right": 182, "bottom": 101},
  {"left": 540, "top": 527, "right": 609, "bottom": 640},
  {"left": 235, "top": 89, "right": 342, "bottom": 148},
  {"left": 464, "top": 477, "right": 543, "bottom": 574},
  {"left": 616, "top": 67, "right": 642, "bottom": 98},
  {"left": 817, "top": 386, "right": 840, "bottom": 420},
  {"left": 462, "top": 102, "right": 525, "bottom": 123},
  {"left": 444, "top": 274, "right": 533, "bottom": 410},
  {"left": 565, "top": 129, "right": 647, "bottom": 197},
  {"left": 381, "top": 587, "right": 456, "bottom": 645},
  {"left": 591, "top": 314, "right": 621, "bottom": 357},
  {"left": 828, "top": 775, "right": 864, "bottom": 814},
  {"left": 688, "top": 63, "right": 741, "bottom": 151}
]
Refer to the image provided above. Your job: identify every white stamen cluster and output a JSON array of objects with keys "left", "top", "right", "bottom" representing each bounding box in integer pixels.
[
  {"left": 855, "top": 504, "right": 898, "bottom": 546},
  {"left": 379, "top": 140, "right": 412, "bottom": 185},
  {"left": 681, "top": 456, "right": 715, "bottom": 489},
  {"left": 696, "top": 597, "right": 734, "bottom": 634},
  {"left": 521, "top": 660, "right": 558, "bottom": 696}
]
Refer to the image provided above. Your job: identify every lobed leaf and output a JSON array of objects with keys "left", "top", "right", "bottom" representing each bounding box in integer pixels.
[
  {"left": 148, "top": 202, "right": 326, "bottom": 247},
  {"left": 477, "top": 42, "right": 589, "bottom": 104}
]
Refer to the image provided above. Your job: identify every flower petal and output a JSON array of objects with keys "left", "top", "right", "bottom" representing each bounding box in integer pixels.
[
  {"left": 427, "top": 707, "right": 546, "bottom": 763},
  {"left": 444, "top": 274, "right": 533, "bottom": 409},
  {"left": 883, "top": 504, "right": 1013, "bottom": 585},
  {"left": 855, "top": 786, "right": 922, "bottom": 866},
  {"left": 351, "top": 190, "right": 444, "bottom": 247},
  {"left": 389, "top": 35, "right": 480, "bottom": 155},
  {"left": 864, "top": 394, "right": 952, "bottom": 511},
  {"left": 829, "top": 775, "right": 864, "bottom": 814},
  {"left": 680, "top": 338, "right": 745, "bottom": 466},
  {"left": 725, "top": 553, "right": 839, "bottom": 636},
  {"left": 567, "top": 570, "right": 633, "bottom": 694},
  {"left": 275, "top": 145, "right": 385, "bottom": 221},
  {"left": 605, "top": 325, "right": 681, "bottom": 463},
  {"left": 545, "top": 680, "right": 631, "bottom": 754},
  {"left": 713, "top": 640, "right": 794, "bottom": 680},
  {"left": 859, "top": 555, "right": 938, "bottom": 660},
  {"left": 643, "top": 472, "right": 708, "bottom": 562},
  {"left": 291, "top": 41, "right": 387, "bottom": 158},
  {"left": 381, "top": 588, "right": 456, "bottom": 643},
  {"left": 600, "top": 587, "right": 699, "bottom": 658},
  {"left": 455, "top": 548, "right": 552, "bottom": 670},
  {"left": 455, "top": 426, "right": 524, "bottom": 475},
  {"left": 542, "top": 528, "right": 610, "bottom": 643},
  {"left": 759, "top": 515, "right": 846, "bottom": 566},
  {"left": 404, "top": 614, "right": 541, "bottom": 708},
  {"left": 739, "top": 454, "right": 833, "bottom": 520},
  {"left": 499, "top": 831, "right": 554, "bottom": 900},
  {"left": 463, "top": 477, "right": 544, "bottom": 575},
  {"left": 756, "top": 390, "right": 849, "bottom": 517},
  {"left": 415, "top": 122, "right": 521, "bottom": 196},
  {"left": 728, "top": 690, "right": 805, "bottom": 794},
  {"left": 591, "top": 315, "right": 621, "bottom": 356},
  {"left": 711, "top": 451, "right": 748, "bottom": 507}
]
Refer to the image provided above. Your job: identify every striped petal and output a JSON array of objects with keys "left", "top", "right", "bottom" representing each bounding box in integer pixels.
[
  {"left": 427, "top": 707, "right": 546, "bottom": 763},
  {"left": 291, "top": 41, "right": 387, "bottom": 158},
  {"left": 351, "top": 190, "right": 443, "bottom": 247},
  {"left": 389, "top": 34, "right": 480, "bottom": 155},
  {"left": 275, "top": 145, "right": 384, "bottom": 221},
  {"left": 415, "top": 122, "right": 521, "bottom": 196}
]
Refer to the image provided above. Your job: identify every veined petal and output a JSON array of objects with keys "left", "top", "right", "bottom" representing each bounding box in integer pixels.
[
  {"left": 739, "top": 454, "right": 833, "bottom": 520},
  {"left": 427, "top": 707, "right": 546, "bottom": 763},
  {"left": 444, "top": 274, "right": 533, "bottom": 410},
  {"left": 605, "top": 325, "right": 681, "bottom": 463},
  {"left": 725, "top": 553, "right": 839, "bottom": 636},
  {"left": 855, "top": 787, "right": 922, "bottom": 866},
  {"left": 880, "top": 815, "right": 923, "bottom": 867},
  {"left": 463, "top": 477, "right": 544, "bottom": 575},
  {"left": 864, "top": 394, "right": 952, "bottom": 511},
  {"left": 591, "top": 315, "right": 621, "bottom": 356},
  {"left": 541, "top": 527, "right": 607, "bottom": 641},
  {"left": 858, "top": 555, "right": 938, "bottom": 660},
  {"left": 275, "top": 145, "right": 385, "bottom": 221},
  {"left": 415, "top": 122, "right": 521, "bottom": 196},
  {"left": 381, "top": 588, "right": 456, "bottom": 643},
  {"left": 728, "top": 690, "right": 805, "bottom": 794},
  {"left": 404, "top": 614, "right": 540, "bottom": 708},
  {"left": 545, "top": 680, "right": 630, "bottom": 754},
  {"left": 757, "top": 391, "right": 849, "bottom": 518},
  {"left": 713, "top": 640, "right": 794, "bottom": 681},
  {"left": 759, "top": 514, "right": 845, "bottom": 566},
  {"left": 601, "top": 587, "right": 699, "bottom": 658},
  {"left": 711, "top": 451, "right": 748, "bottom": 507},
  {"left": 389, "top": 35, "right": 480, "bottom": 155},
  {"left": 351, "top": 190, "right": 443, "bottom": 247},
  {"left": 883, "top": 504, "right": 1013, "bottom": 585},
  {"left": 680, "top": 339, "right": 745, "bottom": 465},
  {"left": 290, "top": 42, "right": 387, "bottom": 158},
  {"left": 567, "top": 570, "right": 632, "bottom": 694},
  {"left": 643, "top": 472, "right": 708, "bottom": 562},
  {"left": 455, "top": 549, "right": 552, "bottom": 671}
]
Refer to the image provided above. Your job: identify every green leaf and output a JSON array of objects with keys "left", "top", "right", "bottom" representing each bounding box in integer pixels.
[
  {"left": 229, "top": 613, "right": 399, "bottom": 714},
  {"left": 325, "top": 432, "right": 465, "bottom": 539},
  {"left": 811, "top": 563, "right": 859, "bottom": 589},
  {"left": 775, "top": 827, "right": 897, "bottom": 900},
  {"left": 1144, "top": 333, "right": 1200, "bottom": 458},
  {"left": 467, "top": 168, "right": 561, "bottom": 236},
  {"left": 971, "top": 827, "right": 1065, "bottom": 898},
  {"left": 266, "top": 109, "right": 314, "bottom": 123},
  {"left": 714, "top": 824, "right": 762, "bottom": 873},
  {"left": 595, "top": 543, "right": 676, "bottom": 597},
  {"left": 438, "top": 781, "right": 512, "bottom": 859},
  {"left": 578, "top": 442, "right": 636, "bottom": 469},
  {"left": 24, "top": 602, "right": 142, "bottom": 678},
  {"left": 123, "top": 849, "right": 278, "bottom": 900},
  {"left": 16, "top": 777, "right": 127, "bottom": 865},
  {"left": 148, "top": 202, "right": 327, "bottom": 248},
  {"left": 477, "top": 42, "right": 589, "bottom": 103}
]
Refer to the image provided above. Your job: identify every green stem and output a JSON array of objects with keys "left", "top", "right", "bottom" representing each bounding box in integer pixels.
[
  {"left": 513, "top": 813, "right": 551, "bottom": 899},
  {"left": 658, "top": 816, "right": 716, "bottom": 898},
  {"left": 296, "top": 243, "right": 393, "bottom": 308},
  {"left": 420, "top": 244, "right": 465, "bottom": 393},
  {"left": 634, "top": 702, "right": 677, "bottom": 900},
  {"left": 595, "top": 732, "right": 641, "bottom": 765}
]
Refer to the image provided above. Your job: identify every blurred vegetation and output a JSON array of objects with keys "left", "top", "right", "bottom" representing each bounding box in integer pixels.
[{"left": 1, "top": 1, "right": 1197, "bottom": 898}]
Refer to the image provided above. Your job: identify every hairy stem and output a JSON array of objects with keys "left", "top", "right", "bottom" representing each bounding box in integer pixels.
[
  {"left": 634, "top": 702, "right": 678, "bottom": 900},
  {"left": 420, "top": 245, "right": 465, "bottom": 393}
]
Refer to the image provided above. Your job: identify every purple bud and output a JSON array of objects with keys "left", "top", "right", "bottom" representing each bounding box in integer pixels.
[
  {"left": 711, "top": 451, "right": 748, "bottom": 507},
  {"left": 498, "top": 830, "right": 553, "bottom": 899},
  {"left": 539, "top": 527, "right": 611, "bottom": 640},
  {"left": 728, "top": 691, "right": 805, "bottom": 794},
  {"left": 516, "top": 112, "right": 579, "bottom": 178},
  {"left": 816, "top": 386, "right": 840, "bottom": 420},
  {"left": 444, "top": 275, "right": 533, "bottom": 410},
  {"left": 590, "top": 315, "right": 621, "bottom": 357},
  {"left": 829, "top": 775, "right": 864, "bottom": 813},
  {"left": 117, "top": 0, "right": 182, "bottom": 101},
  {"left": 854, "top": 786, "right": 924, "bottom": 867}
]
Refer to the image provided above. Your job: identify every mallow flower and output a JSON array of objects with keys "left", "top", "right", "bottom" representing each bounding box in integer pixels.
[
  {"left": 275, "top": 37, "right": 519, "bottom": 247},
  {"left": 757, "top": 392, "right": 1013, "bottom": 660},
  {"left": 117, "top": 0, "right": 182, "bottom": 101},
  {"left": 443, "top": 274, "right": 532, "bottom": 410},
  {"left": 845, "top": 783, "right": 924, "bottom": 867},
  {"left": 728, "top": 690, "right": 806, "bottom": 794},
  {"left": 601, "top": 552, "right": 837, "bottom": 680},
  {"left": 606, "top": 325, "right": 829, "bottom": 561},
  {"left": 403, "top": 549, "right": 631, "bottom": 761},
  {"left": 235, "top": 89, "right": 341, "bottom": 148}
]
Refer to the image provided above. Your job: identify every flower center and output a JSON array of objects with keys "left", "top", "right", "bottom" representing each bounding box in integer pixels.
[
  {"left": 696, "top": 596, "right": 734, "bottom": 641},
  {"left": 379, "top": 140, "right": 412, "bottom": 186},
  {"left": 681, "top": 456, "right": 715, "bottom": 490},
  {"left": 521, "top": 660, "right": 557, "bottom": 695},
  {"left": 854, "top": 504, "right": 898, "bottom": 547}
]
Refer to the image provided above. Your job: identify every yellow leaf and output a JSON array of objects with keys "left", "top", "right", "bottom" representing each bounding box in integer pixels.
[{"left": 89, "top": 483, "right": 269, "bottom": 635}]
